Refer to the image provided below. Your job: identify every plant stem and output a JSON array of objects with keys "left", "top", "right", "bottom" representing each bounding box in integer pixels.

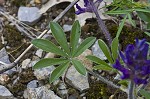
[
  {"left": 88, "top": 0, "right": 112, "bottom": 45},
  {"left": 86, "top": 68, "right": 120, "bottom": 89},
  {"left": 128, "top": 81, "right": 135, "bottom": 99}
]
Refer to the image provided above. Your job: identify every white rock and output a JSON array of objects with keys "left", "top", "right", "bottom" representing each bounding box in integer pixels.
[
  {"left": 35, "top": 49, "right": 43, "bottom": 58},
  {"left": 34, "top": 66, "right": 55, "bottom": 80},
  {"left": 66, "top": 66, "right": 89, "bottom": 91},
  {"left": 92, "top": 40, "right": 107, "bottom": 60},
  {"left": 63, "top": 25, "right": 72, "bottom": 32},
  {"left": 18, "top": 7, "right": 41, "bottom": 25},
  {"left": 0, "top": 85, "right": 14, "bottom": 98},
  {"left": 21, "top": 59, "right": 31, "bottom": 69},
  {"left": 44, "top": 52, "right": 55, "bottom": 58},
  {"left": 25, "top": 86, "right": 61, "bottom": 99}
]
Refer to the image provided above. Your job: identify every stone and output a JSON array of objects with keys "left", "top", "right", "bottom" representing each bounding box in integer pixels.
[
  {"left": 0, "top": 74, "right": 10, "bottom": 85},
  {"left": 92, "top": 40, "right": 107, "bottom": 60},
  {"left": 27, "top": 80, "right": 38, "bottom": 88},
  {"left": 0, "top": 48, "right": 16, "bottom": 75},
  {"left": 77, "top": 49, "right": 93, "bottom": 70},
  {"left": 0, "top": 85, "right": 15, "bottom": 99},
  {"left": 63, "top": 24, "right": 72, "bottom": 32},
  {"left": 66, "top": 66, "right": 89, "bottom": 91},
  {"left": 25, "top": 86, "right": 61, "bottom": 99},
  {"left": 44, "top": 52, "right": 55, "bottom": 58},
  {"left": 18, "top": 7, "right": 41, "bottom": 25},
  {"left": 35, "top": 49, "right": 43, "bottom": 58},
  {"left": 34, "top": 66, "right": 55, "bottom": 80},
  {"left": 21, "top": 59, "right": 31, "bottom": 69}
]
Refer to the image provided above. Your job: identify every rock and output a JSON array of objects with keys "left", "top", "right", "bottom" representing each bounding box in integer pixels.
[
  {"left": 66, "top": 66, "right": 89, "bottom": 91},
  {"left": 41, "top": 0, "right": 48, "bottom": 4},
  {"left": 0, "top": 85, "right": 15, "bottom": 99},
  {"left": 0, "top": 74, "right": 10, "bottom": 85},
  {"left": 18, "top": 7, "right": 41, "bottom": 25},
  {"left": 92, "top": 40, "right": 107, "bottom": 60},
  {"left": 27, "top": 80, "right": 38, "bottom": 88},
  {"left": 35, "top": 49, "right": 43, "bottom": 58},
  {"left": 77, "top": 49, "right": 93, "bottom": 70},
  {"left": 0, "top": 48, "right": 16, "bottom": 75},
  {"left": 57, "top": 83, "right": 68, "bottom": 97},
  {"left": 63, "top": 25, "right": 72, "bottom": 32},
  {"left": 25, "top": 86, "right": 61, "bottom": 99},
  {"left": 44, "top": 52, "right": 56, "bottom": 58},
  {"left": 34, "top": 66, "right": 55, "bottom": 80},
  {"left": 21, "top": 59, "right": 31, "bottom": 69}
]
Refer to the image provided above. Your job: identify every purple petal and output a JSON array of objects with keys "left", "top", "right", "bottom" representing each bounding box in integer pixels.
[
  {"left": 75, "top": 4, "right": 86, "bottom": 15},
  {"left": 125, "top": 44, "right": 134, "bottom": 65},
  {"left": 119, "top": 51, "right": 126, "bottom": 63},
  {"left": 84, "top": 0, "right": 89, "bottom": 7},
  {"left": 134, "top": 77, "right": 147, "bottom": 84}
]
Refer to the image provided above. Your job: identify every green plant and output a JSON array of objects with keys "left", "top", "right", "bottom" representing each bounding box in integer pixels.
[
  {"left": 86, "top": 37, "right": 119, "bottom": 71},
  {"left": 32, "top": 20, "right": 96, "bottom": 83}
]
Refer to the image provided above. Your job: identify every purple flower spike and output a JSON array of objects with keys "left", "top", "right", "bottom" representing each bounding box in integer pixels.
[
  {"left": 113, "top": 39, "right": 150, "bottom": 85},
  {"left": 75, "top": 0, "right": 103, "bottom": 15}
]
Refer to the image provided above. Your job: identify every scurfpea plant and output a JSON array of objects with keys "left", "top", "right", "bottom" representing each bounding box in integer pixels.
[
  {"left": 32, "top": 20, "right": 96, "bottom": 83},
  {"left": 86, "top": 37, "right": 119, "bottom": 72}
]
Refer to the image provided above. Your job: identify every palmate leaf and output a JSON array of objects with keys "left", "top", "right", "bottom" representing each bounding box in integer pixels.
[
  {"left": 32, "top": 39, "right": 68, "bottom": 56},
  {"left": 139, "top": 89, "right": 150, "bottom": 99},
  {"left": 86, "top": 55, "right": 110, "bottom": 67},
  {"left": 111, "top": 37, "right": 119, "bottom": 62},
  {"left": 73, "top": 37, "right": 96, "bottom": 57},
  {"left": 98, "top": 39, "right": 113, "bottom": 64},
  {"left": 33, "top": 58, "right": 68, "bottom": 69},
  {"left": 72, "top": 59, "right": 86, "bottom": 75},
  {"left": 50, "top": 22, "right": 70, "bottom": 55},
  {"left": 50, "top": 61, "right": 70, "bottom": 83},
  {"left": 70, "top": 20, "right": 81, "bottom": 57}
]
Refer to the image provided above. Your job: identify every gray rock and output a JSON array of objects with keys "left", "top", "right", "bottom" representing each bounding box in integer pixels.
[
  {"left": 0, "top": 85, "right": 15, "bottom": 99},
  {"left": 0, "top": 48, "right": 16, "bottom": 75},
  {"left": 35, "top": 49, "right": 43, "bottom": 58},
  {"left": 42, "top": 0, "right": 48, "bottom": 4},
  {"left": 18, "top": 7, "right": 41, "bottom": 25},
  {"left": 27, "top": 80, "right": 38, "bottom": 88},
  {"left": 66, "top": 66, "right": 89, "bottom": 91},
  {"left": 92, "top": 40, "right": 107, "bottom": 60},
  {"left": 25, "top": 86, "right": 61, "bottom": 99},
  {"left": 21, "top": 59, "right": 31, "bottom": 69},
  {"left": 63, "top": 25, "right": 72, "bottom": 32},
  {"left": 34, "top": 66, "right": 55, "bottom": 80}
]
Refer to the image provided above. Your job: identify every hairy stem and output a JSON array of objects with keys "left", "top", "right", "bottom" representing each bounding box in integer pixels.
[
  {"left": 89, "top": 0, "right": 112, "bottom": 45},
  {"left": 128, "top": 81, "right": 135, "bottom": 99}
]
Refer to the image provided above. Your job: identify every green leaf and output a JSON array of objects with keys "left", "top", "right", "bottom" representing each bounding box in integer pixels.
[
  {"left": 93, "top": 65, "right": 113, "bottom": 71},
  {"left": 127, "top": 13, "right": 136, "bottom": 27},
  {"left": 50, "top": 22, "right": 70, "bottom": 55},
  {"left": 147, "top": 22, "right": 150, "bottom": 30},
  {"left": 118, "top": 80, "right": 128, "bottom": 87},
  {"left": 50, "top": 61, "right": 70, "bottom": 83},
  {"left": 72, "top": 59, "right": 86, "bottom": 75},
  {"left": 86, "top": 55, "right": 110, "bottom": 67},
  {"left": 33, "top": 58, "right": 68, "bottom": 69},
  {"left": 139, "top": 89, "right": 150, "bottom": 99},
  {"left": 135, "top": 8, "right": 150, "bottom": 13},
  {"left": 116, "top": 14, "right": 127, "bottom": 38},
  {"left": 111, "top": 37, "right": 119, "bottom": 61},
  {"left": 137, "top": 11, "right": 150, "bottom": 22},
  {"left": 73, "top": 37, "right": 96, "bottom": 57},
  {"left": 145, "top": 32, "right": 150, "bottom": 37},
  {"left": 32, "top": 39, "right": 67, "bottom": 56},
  {"left": 98, "top": 39, "right": 113, "bottom": 64},
  {"left": 105, "top": 9, "right": 131, "bottom": 15},
  {"left": 70, "top": 20, "right": 81, "bottom": 56}
]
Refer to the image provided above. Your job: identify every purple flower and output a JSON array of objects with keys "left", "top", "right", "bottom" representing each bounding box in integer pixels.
[
  {"left": 75, "top": 0, "right": 103, "bottom": 15},
  {"left": 113, "top": 39, "right": 150, "bottom": 85}
]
